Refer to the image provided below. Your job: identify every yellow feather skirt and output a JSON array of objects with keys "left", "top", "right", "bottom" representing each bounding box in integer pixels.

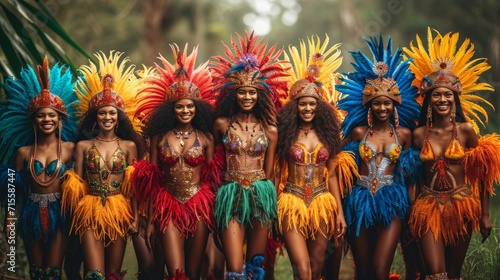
[
  {"left": 409, "top": 185, "right": 480, "bottom": 245},
  {"left": 71, "top": 193, "right": 132, "bottom": 246},
  {"left": 277, "top": 192, "right": 337, "bottom": 239}
]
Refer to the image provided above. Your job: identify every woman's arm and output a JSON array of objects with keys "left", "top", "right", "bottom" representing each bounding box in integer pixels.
[
  {"left": 264, "top": 126, "right": 278, "bottom": 180},
  {"left": 327, "top": 157, "right": 346, "bottom": 237}
]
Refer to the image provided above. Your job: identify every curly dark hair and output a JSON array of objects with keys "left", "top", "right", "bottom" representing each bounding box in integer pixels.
[
  {"left": 417, "top": 91, "right": 466, "bottom": 127},
  {"left": 76, "top": 108, "right": 146, "bottom": 159},
  {"left": 277, "top": 99, "right": 342, "bottom": 163},
  {"left": 143, "top": 99, "right": 214, "bottom": 139},
  {"left": 213, "top": 89, "right": 277, "bottom": 130}
]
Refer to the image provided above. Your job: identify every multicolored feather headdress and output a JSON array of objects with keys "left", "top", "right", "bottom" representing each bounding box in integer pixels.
[
  {"left": 403, "top": 27, "right": 494, "bottom": 131},
  {"left": 210, "top": 31, "right": 289, "bottom": 109},
  {"left": 283, "top": 34, "right": 342, "bottom": 103},
  {"left": 0, "top": 58, "right": 78, "bottom": 164},
  {"left": 337, "top": 35, "right": 420, "bottom": 138},
  {"left": 135, "top": 44, "right": 213, "bottom": 122},
  {"left": 75, "top": 51, "right": 141, "bottom": 130}
]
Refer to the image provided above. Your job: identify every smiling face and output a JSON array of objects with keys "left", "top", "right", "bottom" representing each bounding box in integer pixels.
[
  {"left": 96, "top": 106, "right": 118, "bottom": 132},
  {"left": 236, "top": 86, "right": 258, "bottom": 112},
  {"left": 174, "top": 98, "right": 196, "bottom": 125},
  {"left": 34, "top": 107, "right": 60, "bottom": 135},
  {"left": 297, "top": 96, "right": 317, "bottom": 124},
  {"left": 429, "top": 87, "right": 455, "bottom": 117},
  {"left": 370, "top": 96, "right": 394, "bottom": 122}
]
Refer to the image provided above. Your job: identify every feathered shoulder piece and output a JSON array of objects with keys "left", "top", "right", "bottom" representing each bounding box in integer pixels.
[
  {"left": 0, "top": 58, "right": 78, "bottom": 164},
  {"left": 337, "top": 35, "right": 420, "bottom": 138},
  {"left": 135, "top": 44, "right": 213, "bottom": 122},
  {"left": 74, "top": 51, "right": 141, "bottom": 131},
  {"left": 210, "top": 31, "right": 289, "bottom": 109},
  {"left": 403, "top": 27, "right": 494, "bottom": 133},
  {"left": 282, "top": 34, "right": 342, "bottom": 104}
]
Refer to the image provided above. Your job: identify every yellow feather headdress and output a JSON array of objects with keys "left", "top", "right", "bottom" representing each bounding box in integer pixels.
[
  {"left": 75, "top": 51, "right": 142, "bottom": 131},
  {"left": 403, "top": 27, "right": 494, "bottom": 131},
  {"left": 283, "top": 34, "right": 343, "bottom": 104}
]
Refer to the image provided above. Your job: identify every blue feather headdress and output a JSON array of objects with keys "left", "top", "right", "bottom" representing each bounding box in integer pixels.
[
  {"left": 0, "top": 60, "right": 79, "bottom": 164},
  {"left": 337, "top": 35, "right": 420, "bottom": 138}
]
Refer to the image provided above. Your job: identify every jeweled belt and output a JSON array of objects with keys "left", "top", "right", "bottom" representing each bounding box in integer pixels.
[
  {"left": 89, "top": 187, "right": 122, "bottom": 206},
  {"left": 165, "top": 181, "right": 202, "bottom": 204},
  {"left": 225, "top": 170, "right": 266, "bottom": 188},
  {"left": 283, "top": 182, "right": 327, "bottom": 206},
  {"left": 420, "top": 184, "right": 473, "bottom": 206},
  {"left": 358, "top": 175, "right": 393, "bottom": 195},
  {"left": 29, "top": 192, "right": 60, "bottom": 207}
]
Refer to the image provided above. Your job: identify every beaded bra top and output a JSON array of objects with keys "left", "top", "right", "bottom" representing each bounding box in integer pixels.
[
  {"left": 419, "top": 130, "right": 465, "bottom": 190},
  {"left": 288, "top": 142, "right": 329, "bottom": 187},
  {"left": 84, "top": 139, "right": 127, "bottom": 190},
  {"left": 358, "top": 128, "right": 401, "bottom": 194}
]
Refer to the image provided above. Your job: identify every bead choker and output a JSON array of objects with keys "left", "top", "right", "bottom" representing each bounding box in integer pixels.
[
  {"left": 95, "top": 136, "right": 119, "bottom": 142},
  {"left": 299, "top": 126, "right": 313, "bottom": 138}
]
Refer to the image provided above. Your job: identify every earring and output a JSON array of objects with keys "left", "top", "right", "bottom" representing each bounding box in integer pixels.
[
  {"left": 426, "top": 105, "right": 433, "bottom": 128},
  {"left": 450, "top": 103, "right": 456, "bottom": 122},
  {"left": 115, "top": 121, "right": 119, "bottom": 133},
  {"left": 367, "top": 108, "right": 373, "bottom": 136},
  {"left": 92, "top": 122, "right": 97, "bottom": 131}
]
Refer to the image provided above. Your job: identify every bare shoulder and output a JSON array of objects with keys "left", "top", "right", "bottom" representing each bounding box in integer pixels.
[
  {"left": 214, "top": 117, "right": 230, "bottom": 131},
  {"left": 120, "top": 139, "right": 137, "bottom": 151},
  {"left": 198, "top": 132, "right": 214, "bottom": 146},
  {"left": 75, "top": 140, "right": 92, "bottom": 152},
  {"left": 16, "top": 145, "right": 31, "bottom": 159},
  {"left": 457, "top": 122, "right": 475, "bottom": 135},
  {"left": 62, "top": 141, "right": 75, "bottom": 152},
  {"left": 397, "top": 126, "right": 412, "bottom": 140},
  {"left": 350, "top": 126, "right": 368, "bottom": 142},
  {"left": 412, "top": 126, "right": 425, "bottom": 148}
]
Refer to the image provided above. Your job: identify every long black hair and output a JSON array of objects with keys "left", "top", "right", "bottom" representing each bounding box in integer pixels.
[
  {"left": 213, "top": 88, "right": 277, "bottom": 130},
  {"left": 417, "top": 91, "right": 466, "bottom": 127},
  {"left": 143, "top": 99, "right": 214, "bottom": 139},
  {"left": 277, "top": 98, "right": 342, "bottom": 163},
  {"left": 76, "top": 108, "right": 146, "bottom": 158}
]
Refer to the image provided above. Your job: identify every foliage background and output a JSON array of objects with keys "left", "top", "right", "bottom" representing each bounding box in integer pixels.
[{"left": 1, "top": 0, "right": 500, "bottom": 279}]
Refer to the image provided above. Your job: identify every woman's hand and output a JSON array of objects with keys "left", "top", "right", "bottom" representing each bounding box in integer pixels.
[
  {"left": 336, "top": 212, "right": 347, "bottom": 238},
  {"left": 145, "top": 222, "right": 155, "bottom": 250},
  {"left": 480, "top": 213, "right": 492, "bottom": 243}
]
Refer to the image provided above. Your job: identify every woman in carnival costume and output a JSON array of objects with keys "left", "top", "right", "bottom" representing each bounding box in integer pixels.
[
  {"left": 0, "top": 58, "right": 78, "bottom": 279},
  {"left": 132, "top": 44, "right": 216, "bottom": 280},
  {"left": 404, "top": 28, "right": 500, "bottom": 280},
  {"left": 210, "top": 31, "right": 289, "bottom": 279},
  {"left": 337, "top": 35, "right": 421, "bottom": 279},
  {"left": 276, "top": 35, "right": 350, "bottom": 279},
  {"left": 61, "top": 51, "right": 145, "bottom": 280}
]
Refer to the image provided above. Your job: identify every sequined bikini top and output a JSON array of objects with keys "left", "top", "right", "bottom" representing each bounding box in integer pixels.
[
  {"left": 290, "top": 142, "right": 329, "bottom": 165},
  {"left": 29, "top": 159, "right": 68, "bottom": 178},
  {"left": 223, "top": 121, "right": 268, "bottom": 172},
  {"left": 288, "top": 142, "right": 329, "bottom": 187},
  {"left": 84, "top": 140, "right": 127, "bottom": 175},
  {"left": 160, "top": 131, "right": 205, "bottom": 167}
]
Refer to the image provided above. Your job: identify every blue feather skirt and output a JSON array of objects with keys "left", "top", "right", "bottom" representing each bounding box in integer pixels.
[
  {"left": 20, "top": 192, "right": 67, "bottom": 244},
  {"left": 343, "top": 182, "right": 410, "bottom": 237}
]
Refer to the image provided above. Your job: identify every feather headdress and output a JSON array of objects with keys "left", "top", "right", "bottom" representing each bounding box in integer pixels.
[
  {"left": 210, "top": 31, "right": 289, "bottom": 110},
  {"left": 403, "top": 27, "right": 494, "bottom": 132},
  {"left": 283, "top": 34, "right": 342, "bottom": 103},
  {"left": 74, "top": 51, "right": 141, "bottom": 131},
  {"left": 337, "top": 35, "right": 420, "bottom": 138},
  {"left": 0, "top": 58, "right": 78, "bottom": 164},
  {"left": 135, "top": 44, "right": 213, "bottom": 122}
]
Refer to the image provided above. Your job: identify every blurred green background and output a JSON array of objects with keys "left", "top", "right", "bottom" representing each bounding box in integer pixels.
[{"left": 1, "top": 0, "right": 499, "bottom": 279}]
